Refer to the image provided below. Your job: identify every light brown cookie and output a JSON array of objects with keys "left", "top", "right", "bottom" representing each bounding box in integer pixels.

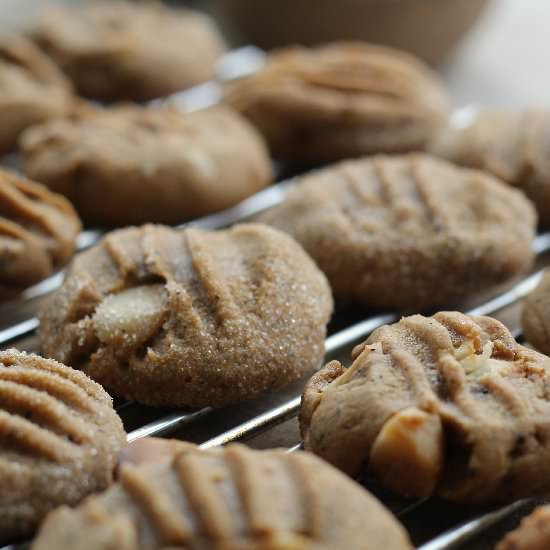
[
  {"left": 0, "top": 349, "right": 126, "bottom": 542},
  {"left": 0, "top": 34, "right": 74, "bottom": 153},
  {"left": 224, "top": 42, "right": 451, "bottom": 163},
  {"left": 20, "top": 105, "right": 272, "bottom": 226},
  {"left": 32, "top": 443, "right": 412, "bottom": 550},
  {"left": 39, "top": 223, "right": 333, "bottom": 408},
  {"left": 522, "top": 271, "right": 550, "bottom": 355},
  {"left": 301, "top": 312, "right": 550, "bottom": 504},
  {"left": 497, "top": 505, "right": 550, "bottom": 550},
  {"left": 258, "top": 154, "right": 536, "bottom": 309},
  {"left": 429, "top": 109, "right": 550, "bottom": 225},
  {"left": 29, "top": 2, "right": 225, "bottom": 101},
  {"left": 0, "top": 168, "right": 81, "bottom": 299}
]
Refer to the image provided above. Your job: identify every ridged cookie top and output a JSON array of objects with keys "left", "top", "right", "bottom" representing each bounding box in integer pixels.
[
  {"left": 32, "top": 444, "right": 412, "bottom": 550},
  {"left": 0, "top": 168, "right": 81, "bottom": 297},
  {"left": 39, "top": 223, "right": 333, "bottom": 408},
  {"left": 0, "top": 35, "right": 73, "bottom": 152},
  {"left": 0, "top": 349, "right": 126, "bottom": 541},
  {"left": 301, "top": 312, "right": 550, "bottom": 504},
  {"left": 225, "top": 42, "right": 451, "bottom": 160},
  {"left": 20, "top": 105, "right": 272, "bottom": 226},
  {"left": 259, "top": 154, "right": 536, "bottom": 308},
  {"left": 30, "top": 2, "right": 225, "bottom": 101},
  {"left": 429, "top": 109, "right": 550, "bottom": 224}
]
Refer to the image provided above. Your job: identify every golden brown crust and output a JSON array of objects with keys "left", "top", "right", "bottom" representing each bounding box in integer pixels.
[
  {"left": 39, "top": 223, "right": 333, "bottom": 408},
  {"left": 0, "top": 349, "right": 126, "bottom": 542},
  {"left": 522, "top": 271, "right": 550, "bottom": 355},
  {"left": 429, "top": 109, "right": 550, "bottom": 225},
  {"left": 0, "top": 168, "right": 81, "bottom": 298},
  {"left": 0, "top": 34, "right": 74, "bottom": 153},
  {"left": 259, "top": 154, "right": 536, "bottom": 309},
  {"left": 301, "top": 312, "right": 550, "bottom": 504},
  {"left": 30, "top": 2, "right": 225, "bottom": 101},
  {"left": 20, "top": 105, "right": 272, "bottom": 226},
  {"left": 497, "top": 505, "right": 550, "bottom": 550},
  {"left": 224, "top": 42, "right": 451, "bottom": 162},
  {"left": 32, "top": 444, "right": 412, "bottom": 550}
]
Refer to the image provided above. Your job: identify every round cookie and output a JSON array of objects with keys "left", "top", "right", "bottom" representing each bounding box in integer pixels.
[
  {"left": 429, "top": 109, "right": 550, "bottom": 225},
  {"left": 32, "top": 443, "right": 413, "bottom": 550},
  {"left": 0, "top": 349, "right": 126, "bottom": 542},
  {"left": 39, "top": 223, "right": 333, "bottom": 408},
  {"left": 300, "top": 312, "right": 550, "bottom": 504},
  {"left": 224, "top": 42, "right": 451, "bottom": 163},
  {"left": 497, "top": 505, "right": 550, "bottom": 550},
  {"left": 258, "top": 154, "right": 536, "bottom": 309},
  {"left": 0, "top": 168, "right": 81, "bottom": 299},
  {"left": 0, "top": 34, "right": 74, "bottom": 153},
  {"left": 20, "top": 105, "right": 272, "bottom": 226},
  {"left": 522, "top": 270, "right": 550, "bottom": 355},
  {"left": 29, "top": 2, "right": 225, "bottom": 101}
]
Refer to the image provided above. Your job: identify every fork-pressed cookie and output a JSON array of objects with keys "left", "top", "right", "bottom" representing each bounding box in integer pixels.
[
  {"left": 224, "top": 42, "right": 451, "bottom": 162},
  {"left": 31, "top": 443, "right": 413, "bottom": 550},
  {"left": 29, "top": 2, "right": 225, "bottom": 101},
  {"left": 259, "top": 154, "right": 536, "bottom": 309},
  {"left": 39, "top": 223, "right": 333, "bottom": 408},
  {"left": 0, "top": 168, "right": 81, "bottom": 299},
  {"left": 0, "top": 349, "right": 125, "bottom": 542},
  {"left": 20, "top": 105, "right": 272, "bottom": 226},
  {"left": 0, "top": 34, "right": 74, "bottom": 153},
  {"left": 429, "top": 109, "right": 550, "bottom": 225},
  {"left": 300, "top": 312, "right": 550, "bottom": 504}
]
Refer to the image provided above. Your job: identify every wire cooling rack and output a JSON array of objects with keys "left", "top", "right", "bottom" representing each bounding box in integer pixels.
[{"left": 1, "top": 46, "right": 548, "bottom": 550}]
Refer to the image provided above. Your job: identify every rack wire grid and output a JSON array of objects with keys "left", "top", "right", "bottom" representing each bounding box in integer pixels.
[{"left": 1, "top": 46, "right": 549, "bottom": 550}]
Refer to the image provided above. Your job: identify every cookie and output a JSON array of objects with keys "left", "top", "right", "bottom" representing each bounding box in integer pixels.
[
  {"left": 0, "top": 168, "right": 81, "bottom": 299},
  {"left": 258, "top": 154, "right": 536, "bottom": 309},
  {"left": 20, "top": 105, "right": 272, "bottom": 226},
  {"left": 39, "top": 223, "right": 333, "bottom": 408},
  {"left": 32, "top": 443, "right": 412, "bottom": 550},
  {"left": 301, "top": 312, "right": 550, "bottom": 504},
  {"left": 29, "top": 2, "right": 225, "bottom": 101},
  {"left": 429, "top": 109, "right": 550, "bottom": 225},
  {"left": 0, "top": 34, "right": 74, "bottom": 153},
  {"left": 0, "top": 349, "right": 126, "bottom": 542},
  {"left": 497, "top": 505, "right": 550, "bottom": 550},
  {"left": 522, "top": 271, "right": 550, "bottom": 355},
  {"left": 224, "top": 42, "right": 451, "bottom": 163}
]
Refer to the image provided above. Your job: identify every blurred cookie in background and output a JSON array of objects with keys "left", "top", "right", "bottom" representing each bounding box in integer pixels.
[
  {"left": 20, "top": 105, "right": 272, "bottom": 226},
  {"left": 225, "top": 42, "right": 451, "bottom": 163},
  {"left": 29, "top": 1, "right": 226, "bottom": 101}
]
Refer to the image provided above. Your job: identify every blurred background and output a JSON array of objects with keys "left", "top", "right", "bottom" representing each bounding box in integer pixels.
[{"left": 1, "top": 0, "right": 548, "bottom": 108}]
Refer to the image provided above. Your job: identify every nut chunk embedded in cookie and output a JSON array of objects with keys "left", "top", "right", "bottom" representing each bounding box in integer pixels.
[
  {"left": 0, "top": 168, "right": 81, "bottom": 299},
  {"left": 0, "top": 349, "right": 125, "bottom": 542},
  {"left": 32, "top": 444, "right": 413, "bottom": 550},
  {"left": 300, "top": 312, "right": 550, "bottom": 504},
  {"left": 259, "top": 154, "right": 536, "bottom": 309},
  {"left": 40, "top": 223, "right": 333, "bottom": 408}
]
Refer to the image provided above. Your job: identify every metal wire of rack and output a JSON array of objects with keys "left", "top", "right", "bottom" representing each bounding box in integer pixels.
[{"left": 1, "top": 47, "right": 549, "bottom": 550}]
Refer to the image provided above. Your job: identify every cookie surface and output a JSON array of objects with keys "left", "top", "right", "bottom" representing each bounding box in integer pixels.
[
  {"left": 0, "top": 349, "right": 125, "bottom": 542},
  {"left": 0, "top": 34, "right": 73, "bottom": 153},
  {"left": 259, "top": 154, "right": 536, "bottom": 309},
  {"left": 301, "top": 312, "right": 550, "bottom": 504},
  {"left": 0, "top": 168, "right": 81, "bottom": 298},
  {"left": 224, "top": 42, "right": 451, "bottom": 162},
  {"left": 39, "top": 223, "right": 333, "bottom": 408},
  {"left": 429, "top": 109, "right": 550, "bottom": 225},
  {"left": 30, "top": 2, "right": 225, "bottom": 101},
  {"left": 21, "top": 105, "right": 272, "bottom": 226},
  {"left": 497, "top": 505, "right": 550, "bottom": 550},
  {"left": 522, "top": 271, "right": 550, "bottom": 355},
  {"left": 32, "top": 444, "right": 412, "bottom": 550}
]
